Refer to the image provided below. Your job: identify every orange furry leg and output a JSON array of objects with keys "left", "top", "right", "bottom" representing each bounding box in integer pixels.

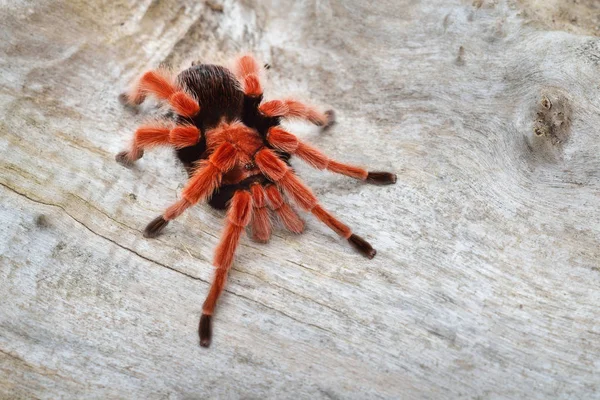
[
  {"left": 255, "top": 148, "right": 375, "bottom": 258},
  {"left": 250, "top": 184, "right": 272, "bottom": 242},
  {"left": 143, "top": 198, "right": 192, "bottom": 238},
  {"left": 116, "top": 123, "right": 200, "bottom": 166},
  {"left": 200, "top": 190, "right": 253, "bottom": 347},
  {"left": 259, "top": 99, "right": 334, "bottom": 128},
  {"left": 182, "top": 142, "right": 238, "bottom": 204},
  {"left": 169, "top": 125, "right": 200, "bottom": 148},
  {"left": 266, "top": 127, "right": 396, "bottom": 184},
  {"left": 233, "top": 54, "right": 263, "bottom": 96},
  {"left": 122, "top": 69, "right": 200, "bottom": 117},
  {"left": 142, "top": 142, "right": 237, "bottom": 238},
  {"left": 234, "top": 54, "right": 262, "bottom": 77},
  {"left": 264, "top": 185, "right": 304, "bottom": 234},
  {"left": 116, "top": 125, "right": 170, "bottom": 165}
]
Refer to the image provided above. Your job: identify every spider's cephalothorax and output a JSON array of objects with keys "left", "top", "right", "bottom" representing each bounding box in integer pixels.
[{"left": 116, "top": 55, "right": 396, "bottom": 347}]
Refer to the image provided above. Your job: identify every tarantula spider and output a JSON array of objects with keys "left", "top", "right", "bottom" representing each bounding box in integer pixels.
[{"left": 116, "top": 55, "right": 396, "bottom": 347}]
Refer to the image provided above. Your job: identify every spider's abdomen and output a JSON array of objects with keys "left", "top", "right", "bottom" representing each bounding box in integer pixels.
[
  {"left": 175, "top": 64, "right": 245, "bottom": 170},
  {"left": 177, "top": 64, "right": 244, "bottom": 129}
]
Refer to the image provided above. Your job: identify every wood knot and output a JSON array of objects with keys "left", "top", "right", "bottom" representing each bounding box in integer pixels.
[{"left": 532, "top": 89, "right": 572, "bottom": 146}]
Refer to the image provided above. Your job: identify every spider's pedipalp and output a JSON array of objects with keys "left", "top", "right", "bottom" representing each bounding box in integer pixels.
[{"left": 200, "top": 189, "right": 253, "bottom": 347}]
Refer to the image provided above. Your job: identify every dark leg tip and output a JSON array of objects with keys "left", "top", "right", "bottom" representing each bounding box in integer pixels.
[
  {"left": 199, "top": 314, "right": 212, "bottom": 348},
  {"left": 118, "top": 92, "right": 130, "bottom": 105},
  {"left": 348, "top": 234, "right": 377, "bottom": 259},
  {"left": 367, "top": 171, "right": 397, "bottom": 185},
  {"left": 322, "top": 109, "right": 336, "bottom": 131},
  {"left": 143, "top": 215, "right": 169, "bottom": 238},
  {"left": 118, "top": 92, "right": 141, "bottom": 112},
  {"left": 116, "top": 151, "right": 135, "bottom": 167}
]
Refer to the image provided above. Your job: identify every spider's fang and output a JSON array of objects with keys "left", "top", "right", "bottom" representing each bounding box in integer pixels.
[
  {"left": 199, "top": 314, "right": 212, "bottom": 347},
  {"left": 348, "top": 234, "right": 376, "bottom": 259},
  {"left": 143, "top": 215, "right": 169, "bottom": 238},
  {"left": 366, "top": 171, "right": 397, "bottom": 185}
]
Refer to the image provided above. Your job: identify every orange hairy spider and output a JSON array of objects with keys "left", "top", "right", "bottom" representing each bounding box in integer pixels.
[{"left": 116, "top": 55, "right": 396, "bottom": 347}]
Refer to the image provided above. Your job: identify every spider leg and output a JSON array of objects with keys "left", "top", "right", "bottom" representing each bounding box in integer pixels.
[
  {"left": 249, "top": 183, "right": 272, "bottom": 242},
  {"left": 264, "top": 184, "right": 305, "bottom": 234},
  {"left": 255, "top": 148, "right": 376, "bottom": 258},
  {"left": 143, "top": 142, "right": 238, "bottom": 238},
  {"left": 233, "top": 54, "right": 263, "bottom": 97},
  {"left": 232, "top": 55, "right": 335, "bottom": 129},
  {"left": 116, "top": 122, "right": 200, "bottom": 166},
  {"left": 266, "top": 126, "right": 397, "bottom": 184},
  {"left": 200, "top": 189, "right": 253, "bottom": 347},
  {"left": 121, "top": 69, "right": 200, "bottom": 117},
  {"left": 259, "top": 99, "right": 335, "bottom": 129}
]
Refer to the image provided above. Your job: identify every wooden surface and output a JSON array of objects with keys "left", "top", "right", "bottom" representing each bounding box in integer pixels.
[{"left": 1, "top": 0, "right": 600, "bottom": 398}]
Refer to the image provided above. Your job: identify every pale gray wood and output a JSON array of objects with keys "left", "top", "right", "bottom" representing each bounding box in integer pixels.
[{"left": 1, "top": 0, "right": 599, "bottom": 399}]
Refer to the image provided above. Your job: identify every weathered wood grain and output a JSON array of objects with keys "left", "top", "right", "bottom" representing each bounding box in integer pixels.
[{"left": 1, "top": 0, "right": 599, "bottom": 398}]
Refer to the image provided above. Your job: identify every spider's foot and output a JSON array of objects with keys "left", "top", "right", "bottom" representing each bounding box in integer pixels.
[
  {"left": 322, "top": 109, "right": 336, "bottom": 131},
  {"left": 348, "top": 234, "right": 376, "bottom": 259},
  {"left": 116, "top": 150, "right": 142, "bottom": 167},
  {"left": 199, "top": 314, "right": 212, "bottom": 348},
  {"left": 143, "top": 215, "right": 169, "bottom": 238},
  {"left": 366, "top": 171, "right": 397, "bottom": 185},
  {"left": 118, "top": 92, "right": 142, "bottom": 112},
  {"left": 118, "top": 92, "right": 130, "bottom": 106}
]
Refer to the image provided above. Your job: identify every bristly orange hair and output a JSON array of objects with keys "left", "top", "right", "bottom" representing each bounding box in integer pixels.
[
  {"left": 182, "top": 142, "right": 237, "bottom": 204},
  {"left": 131, "top": 69, "right": 200, "bottom": 117},
  {"left": 234, "top": 54, "right": 263, "bottom": 96},
  {"left": 116, "top": 54, "right": 397, "bottom": 348},
  {"left": 264, "top": 185, "right": 304, "bottom": 234},
  {"left": 250, "top": 184, "right": 272, "bottom": 242}
]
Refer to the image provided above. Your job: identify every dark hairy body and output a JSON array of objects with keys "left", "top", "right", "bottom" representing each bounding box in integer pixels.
[
  {"left": 174, "top": 64, "right": 286, "bottom": 210},
  {"left": 116, "top": 55, "right": 395, "bottom": 347}
]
